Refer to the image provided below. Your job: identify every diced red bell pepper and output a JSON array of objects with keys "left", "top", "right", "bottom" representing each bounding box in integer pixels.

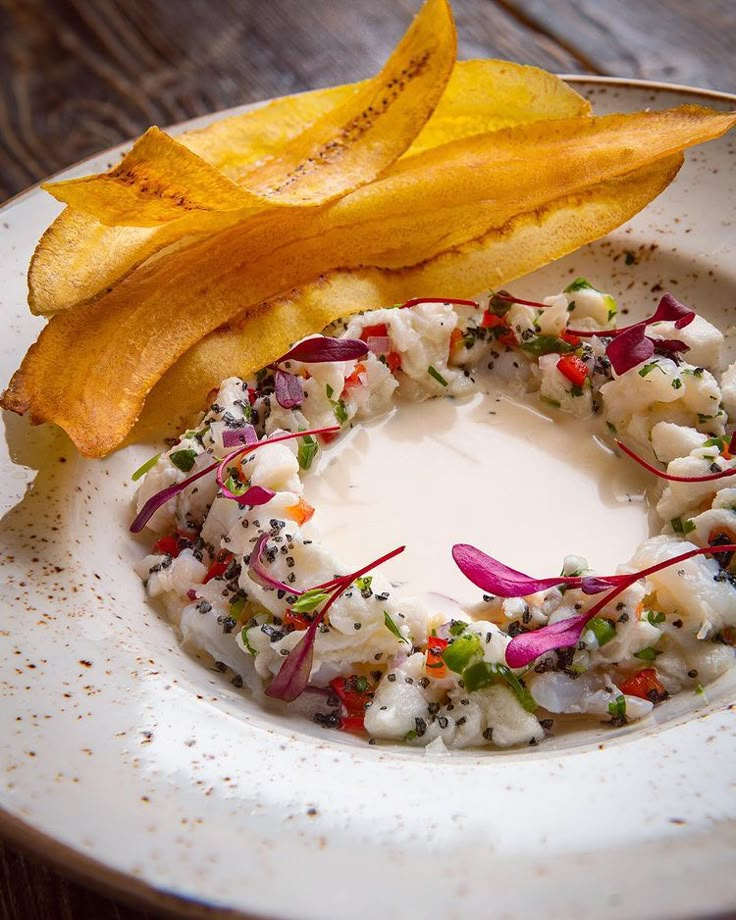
[
  {"left": 152, "top": 533, "right": 181, "bottom": 558},
  {"left": 283, "top": 609, "right": 312, "bottom": 632},
  {"left": 385, "top": 351, "right": 402, "bottom": 373},
  {"left": 557, "top": 354, "right": 589, "bottom": 388},
  {"left": 448, "top": 327, "right": 464, "bottom": 356},
  {"left": 359, "top": 323, "right": 389, "bottom": 341},
  {"left": 343, "top": 362, "right": 366, "bottom": 391},
  {"left": 481, "top": 312, "right": 516, "bottom": 347},
  {"left": 203, "top": 549, "right": 234, "bottom": 584},
  {"left": 425, "top": 636, "right": 449, "bottom": 679},
  {"left": 619, "top": 668, "right": 667, "bottom": 702},
  {"left": 329, "top": 675, "right": 374, "bottom": 733},
  {"left": 560, "top": 329, "right": 582, "bottom": 347},
  {"left": 286, "top": 497, "right": 315, "bottom": 526}
]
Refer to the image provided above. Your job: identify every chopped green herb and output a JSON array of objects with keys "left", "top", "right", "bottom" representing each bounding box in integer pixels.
[
  {"left": 384, "top": 610, "right": 409, "bottom": 645},
  {"left": 493, "top": 663, "right": 536, "bottom": 713},
  {"left": 427, "top": 365, "right": 449, "bottom": 387},
  {"left": 333, "top": 399, "right": 348, "bottom": 425},
  {"left": 170, "top": 448, "right": 198, "bottom": 473},
  {"left": 404, "top": 730, "right": 418, "bottom": 741},
  {"left": 604, "top": 294, "right": 618, "bottom": 321},
  {"left": 703, "top": 437, "right": 727, "bottom": 451},
  {"left": 671, "top": 378, "right": 683, "bottom": 390},
  {"left": 570, "top": 383, "right": 584, "bottom": 398},
  {"left": 586, "top": 616, "right": 616, "bottom": 647},
  {"left": 647, "top": 610, "right": 666, "bottom": 626},
  {"left": 297, "top": 434, "right": 318, "bottom": 470},
  {"left": 354, "top": 676, "right": 369, "bottom": 694},
  {"left": 292, "top": 589, "right": 329, "bottom": 613},
  {"left": 230, "top": 596, "right": 246, "bottom": 619},
  {"left": 695, "top": 683, "right": 705, "bottom": 695},
  {"left": 325, "top": 383, "right": 334, "bottom": 399},
  {"left": 633, "top": 646, "right": 660, "bottom": 661},
  {"left": 224, "top": 473, "right": 246, "bottom": 496},
  {"left": 131, "top": 453, "right": 160, "bottom": 481},
  {"left": 442, "top": 634, "right": 482, "bottom": 673},
  {"left": 639, "top": 362, "right": 665, "bottom": 378},
  {"left": 241, "top": 626, "right": 257, "bottom": 657},
  {"left": 449, "top": 620, "right": 467, "bottom": 637},
  {"left": 671, "top": 516, "right": 695, "bottom": 535},
  {"left": 608, "top": 694, "right": 626, "bottom": 719},
  {"left": 607, "top": 421, "right": 618, "bottom": 436},
  {"left": 564, "top": 277, "right": 592, "bottom": 293},
  {"left": 540, "top": 396, "right": 561, "bottom": 409},
  {"left": 462, "top": 660, "right": 495, "bottom": 692},
  {"left": 355, "top": 575, "right": 373, "bottom": 593},
  {"left": 520, "top": 335, "right": 574, "bottom": 357}
]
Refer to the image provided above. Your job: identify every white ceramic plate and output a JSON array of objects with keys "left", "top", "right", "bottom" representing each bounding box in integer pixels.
[{"left": 1, "top": 79, "right": 735, "bottom": 919}]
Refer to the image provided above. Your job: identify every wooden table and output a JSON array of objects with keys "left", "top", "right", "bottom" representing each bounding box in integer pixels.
[{"left": 0, "top": 1, "right": 734, "bottom": 916}]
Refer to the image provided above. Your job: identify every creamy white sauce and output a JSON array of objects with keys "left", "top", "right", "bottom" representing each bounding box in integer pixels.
[{"left": 304, "top": 386, "right": 653, "bottom": 606}]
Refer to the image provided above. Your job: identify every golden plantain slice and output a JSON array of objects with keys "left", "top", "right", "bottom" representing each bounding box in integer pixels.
[
  {"left": 42, "top": 0, "right": 457, "bottom": 226},
  {"left": 134, "top": 155, "right": 683, "bottom": 440},
  {"left": 6, "top": 105, "right": 734, "bottom": 456},
  {"left": 5, "top": 108, "right": 709, "bottom": 458},
  {"left": 29, "top": 60, "right": 589, "bottom": 316}
]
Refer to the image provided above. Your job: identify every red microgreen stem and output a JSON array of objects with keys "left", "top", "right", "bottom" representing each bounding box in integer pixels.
[
  {"left": 489, "top": 292, "right": 549, "bottom": 310},
  {"left": 616, "top": 440, "right": 736, "bottom": 483},
  {"left": 130, "top": 425, "right": 339, "bottom": 533},
  {"left": 401, "top": 297, "right": 479, "bottom": 310},
  {"left": 505, "top": 543, "right": 736, "bottom": 668},
  {"left": 266, "top": 545, "right": 405, "bottom": 702}
]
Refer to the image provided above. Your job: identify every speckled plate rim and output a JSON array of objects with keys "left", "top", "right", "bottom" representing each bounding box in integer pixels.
[{"left": 0, "top": 77, "right": 735, "bottom": 920}]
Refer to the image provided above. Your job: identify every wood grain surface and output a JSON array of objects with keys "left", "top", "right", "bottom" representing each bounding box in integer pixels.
[{"left": 1, "top": 1, "right": 734, "bottom": 917}]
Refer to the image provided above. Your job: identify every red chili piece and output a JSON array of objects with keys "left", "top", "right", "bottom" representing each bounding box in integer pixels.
[{"left": 556, "top": 354, "right": 589, "bottom": 387}]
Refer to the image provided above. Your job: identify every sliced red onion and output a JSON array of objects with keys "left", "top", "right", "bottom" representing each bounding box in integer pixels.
[
  {"left": 616, "top": 440, "right": 736, "bottom": 483},
  {"left": 265, "top": 619, "right": 320, "bottom": 702},
  {"left": 274, "top": 369, "right": 305, "bottom": 409},
  {"left": 248, "top": 532, "right": 304, "bottom": 595},
  {"left": 367, "top": 335, "right": 391, "bottom": 355},
  {"left": 606, "top": 324, "right": 655, "bottom": 375},
  {"left": 222, "top": 425, "right": 258, "bottom": 448},
  {"left": 131, "top": 426, "right": 338, "bottom": 534},
  {"left": 275, "top": 336, "right": 368, "bottom": 365}
]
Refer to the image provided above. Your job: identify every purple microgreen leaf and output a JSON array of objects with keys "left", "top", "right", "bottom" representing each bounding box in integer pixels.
[
  {"left": 580, "top": 575, "right": 627, "bottom": 595},
  {"left": 616, "top": 439, "right": 736, "bottom": 482},
  {"left": 130, "top": 462, "right": 215, "bottom": 534},
  {"left": 248, "top": 532, "right": 304, "bottom": 595},
  {"left": 452, "top": 544, "right": 576, "bottom": 596},
  {"left": 131, "top": 426, "right": 339, "bottom": 534},
  {"left": 220, "top": 481, "right": 276, "bottom": 506},
  {"left": 606, "top": 324, "right": 655, "bottom": 375},
  {"left": 274, "top": 369, "right": 305, "bottom": 409},
  {"left": 506, "top": 542, "right": 736, "bottom": 667},
  {"left": 222, "top": 425, "right": 258, "bottom": 448},
  {"left": 650, "top": 292, "right": 696, "bottom": 329},
  {"left": 275, "top": 336, "right": 368, "bottom": 365},
  {"left": 265, "top": 619, "right": 320, "bottom": 702},
  {"left": 505, "top": 613, "right": 591, "bottom": 669},
  {"left": 267, "top": 545, "right": 405, "bottom": 702},
  {"left": 568, "top": 292, "right": 696, "bottom": 339}
]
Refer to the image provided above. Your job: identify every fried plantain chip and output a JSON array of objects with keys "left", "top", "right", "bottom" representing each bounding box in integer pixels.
[
  {"left": 5, "top": 130, "right": 693, "bottom": 458},
  {"left": 134, "top": 155, "right": 683, "bottom": 440},
  {"left": 43, "top": 0, "right": 456, "bottom": 226},
  {"left": 29, "top": 60, "right": 589, "bottom": 315}
]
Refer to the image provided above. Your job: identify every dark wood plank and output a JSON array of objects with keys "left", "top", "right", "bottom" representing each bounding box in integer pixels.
[
  {"left": 504, "top": 0, "right": 736, "bottom": 92},
  {"left": 0, "top": 0, "right": 589, "bottom": 201}
]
